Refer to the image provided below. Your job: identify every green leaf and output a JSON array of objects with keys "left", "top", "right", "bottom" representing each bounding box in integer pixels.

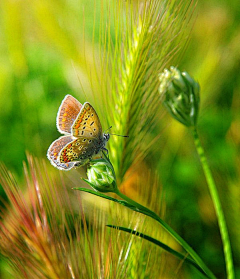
[
  {"left": 115, "top": 189, "right": 216, "bottom": 279},
  {"left": 74, "top": 187, "right": 216, "bottom": 279},
  {"left": 72, "top": 187, "right": 136, "bottom": 210},
  {"left": 107, "top": 225, "right": 211, "bottom": 278}
]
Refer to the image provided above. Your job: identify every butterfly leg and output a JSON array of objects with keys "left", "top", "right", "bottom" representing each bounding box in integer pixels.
[{"left": 102, "top": 147, "right": 109, "bottom": 155}]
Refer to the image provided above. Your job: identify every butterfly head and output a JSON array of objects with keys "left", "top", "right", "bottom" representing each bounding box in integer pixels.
[{"left": 103, "top": 133, "right": 110, "bottom": 143}]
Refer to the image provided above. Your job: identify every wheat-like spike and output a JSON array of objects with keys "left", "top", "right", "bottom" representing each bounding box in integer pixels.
[
  {"left": 0, "top": 155, "right": 168, "bottom": 278},
  {"left": 95, "top": 0, "right": 195, "bottom": 181}
]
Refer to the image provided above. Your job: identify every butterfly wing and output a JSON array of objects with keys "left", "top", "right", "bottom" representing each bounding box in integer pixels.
[
  {"left": 47, "top": 135, "right": 78, "bottom": 170},
  {"left": 71, "top": 102, "right": 102, "bottom": 138},
  {"left": 57, "top": 95, "right": 82, "bottom": 134},
  {"left": 58, "top": 137, "right": 99, "bottom": 166},
  {"left": 49, "top": 99, "right": 105, "bottom": 170}
]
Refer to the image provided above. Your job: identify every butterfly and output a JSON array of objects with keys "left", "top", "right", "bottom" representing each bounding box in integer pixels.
[{"left": 47, "top": 95, "right": 110, "bottom": 170}]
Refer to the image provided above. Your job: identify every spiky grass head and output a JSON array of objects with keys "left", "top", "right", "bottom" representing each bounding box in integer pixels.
[
  {"left": 94, "top": 0, "right": 195, "bottom": 184},
  {"left": 0, "top": 156, "right": 168, "bottom": 278}
]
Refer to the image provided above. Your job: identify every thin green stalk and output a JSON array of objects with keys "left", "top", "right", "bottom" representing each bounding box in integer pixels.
[
  {"left": 192, "top": 127, "right": 235, "bottom": 279},
  {"left": 115, "top": 188, "right": 216, "bottom": 279}
]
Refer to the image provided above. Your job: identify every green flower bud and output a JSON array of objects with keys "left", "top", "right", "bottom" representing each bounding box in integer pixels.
[
  {"left": 86, "top": 159, "right": 117, "bottom": 193},
  {"left": 159, "top": 67, "right": 200, "bottom": 127}
]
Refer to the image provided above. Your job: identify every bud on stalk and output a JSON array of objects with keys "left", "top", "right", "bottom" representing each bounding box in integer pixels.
[
  {"left": 159, "top": 66, "right": 200, "bottom": 127},
  {"left": 86, "top": 159, "right": 117, "bottom": 193}
]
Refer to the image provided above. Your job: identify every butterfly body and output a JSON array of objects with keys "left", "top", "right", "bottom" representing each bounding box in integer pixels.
[{"left": 47, "top": 95, "right": 109, "bottom": 170}]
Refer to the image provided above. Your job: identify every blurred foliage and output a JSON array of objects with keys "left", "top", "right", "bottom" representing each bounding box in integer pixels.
[{"left": 0, "top": 0, "right": 239, "bottom": 278}]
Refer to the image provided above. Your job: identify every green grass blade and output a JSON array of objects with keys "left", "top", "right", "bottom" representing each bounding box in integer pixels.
[
  {"left": 74, "top": 186, "right": 216, "bottom": 279},
  {"left": 107, "top": 225, "right": 211, "bottom": 278},
  {"left": 115, "top": 189, "right": 217, "bottom": 279},
  {"left": 72, "top": 187, "right": 137, "bottom": 211}
]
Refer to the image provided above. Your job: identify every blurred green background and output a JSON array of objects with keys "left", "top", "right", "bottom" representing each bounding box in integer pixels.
[{"left": 0, "top": 0, "right": 239, "bottom": 278}]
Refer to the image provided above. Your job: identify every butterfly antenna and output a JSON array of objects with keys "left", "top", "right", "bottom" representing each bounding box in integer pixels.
[
  {"left": 104, "top": 126, "right": 112, "bottom": 132},
  {"left": 109, "top": 133, "right": 129, "bottom": 138},
  {"left": 105, "top": 126, "right": 129, "bottom": 137}
]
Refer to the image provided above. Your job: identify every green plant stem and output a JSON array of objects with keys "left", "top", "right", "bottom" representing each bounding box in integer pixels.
[
  {"left": 192, "top": 127, "right": 235, "bottom": 279},
  {"left": 115, "top": 188, "right": 216, "bottom": 279}
]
